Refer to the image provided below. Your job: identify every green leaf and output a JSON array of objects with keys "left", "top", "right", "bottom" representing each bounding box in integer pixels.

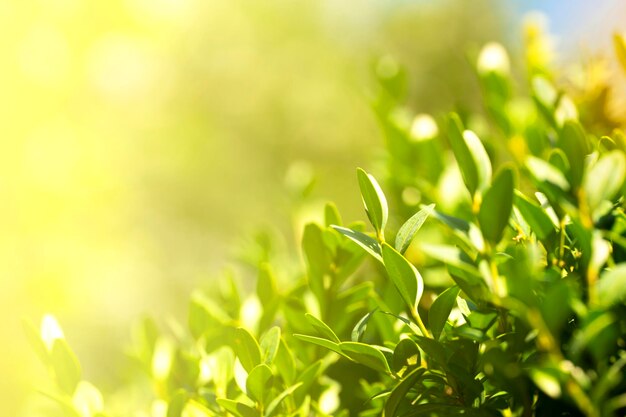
[
  {"left": 558, "top": 120, "right": 590, "bottom": 190},
  {"left": 351, "top": 308, "right": 377, "bottom": 342},
  {"left": 383, "top": 367, "right": 425, "bottom": 417},
  {"left": 478, "top": 166, "right": 515, "bottom": 244},
  {"left": 232, "top": 327, "right": 261, "bottom": 373},
  {"left": 217, "top": 398, "right": 259, "bottom": 417},
  {"left": 596, "top": 263, "right": 626, "bottom": 307},
  {"left": 530, "top": 367, "right": 562, "bottom": 399},
  {"left": 339, "top": 342, "right": 391, "bottom": 374},
  {"left": 331, "top": 225, "right": 382, "bottom": 263},
  {"left": 259, "top": 327, "right": 280, "bottom": 365},
  {"left": 413, "top": 336, "right": 447, "bottom": 366},
  {"left": 293, "top": 334, "right": 347, "bottom": 358},
  {"left": 246, "top": 364, "right": 273, "bottom": 405},
  {"left": 514, "top": 191, "right": 556, "bottom": 240},
  {"left": 525, "top": 156, "right": 570, "bottom": 190},
  {"left": 50, "top": 339, "right": 81, "bottom": 395},
  {"left": 305, "top": 313, "right": 341, "bottom": 343},
  {"left": 265, "top": 382, "right": 303, "bottom": 417},
  {"left": 167, "top": 390, "right": 188, "bottom": 417},
  {"left": 584, "top": 150, "right": 626, "bottom": 212},
  {"left": 274, "top": 338, "right": 296, "bottom": 385},
  {"left": 429, "top": 286, "right": 461, "bottom": 340},
  {"left": 356, "top": 167, "right": 388, "bottom": 237},
  {"left": 447, "top": 113, "right": 492, "bottom": 195},
  {"left": 257, "top": 263, "right": 277, "bottom": 306},
  {"left": 392, "top": 338, "right": 421, "bottom": 373},
  {"left": 395, "top": 204, "right": 435, "bottom": 254},
  {"left": 324, "top": 202, "right": 343, "bottom": 227},
  {"left": 382, "top": 243, "right": 424, "bottom": 311}
]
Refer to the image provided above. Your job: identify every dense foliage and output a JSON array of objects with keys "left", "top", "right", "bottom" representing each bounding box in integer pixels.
[{"left": 26, "top": 31, "right": 626, "bottom": 417}]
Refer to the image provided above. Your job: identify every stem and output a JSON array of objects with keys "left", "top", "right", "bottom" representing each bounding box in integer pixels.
[{"left": 410, "top": 306, "right": 431, "bottom": 338}]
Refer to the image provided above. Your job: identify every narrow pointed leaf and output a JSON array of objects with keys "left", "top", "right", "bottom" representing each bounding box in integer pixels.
[
  {"left": 395, "top": 204, "right": 435, "bottom": 254},
  {"left": 382, "top": 243, "right": 423, "bottom": 311},
  {"left": 514, "top": 191, "right": 555, "bottom": 240},
  {"left": 305, "top": 313, "right": 341, "bottom": 343},
  {"left": 265, "top": 382, "right": 303, "bottom": 417},
  {"left": 339, "top": 342, "right": 391, "bottom": 374},
  {"left": 447, "top": 114, "right": 492, "bottom": 195},
  {"left": 351, "top": 308, "right": 378, "bottom": 342},
  {"left": 383, "top": 367, "right": 426, "bottom": 417},
  {"left": 331, "top": 225, "right": 382, "bottom": 262},
  {"left": 293, "top": 334, "right": 347, "bottom": 358},
  {"left": 428, "top": 286, "right": 461, "bottom": 340},
  {"left": 217, "top": 399, "right": 259, "bottom": 417},
  {"left": 479, "top": 166, "right": 515, "bottom": 244},
  {"left": 356, "top": 167, "right": 388, "bottom": 235},
  {"left": 558, "top": 121, "right": 589, "bottom": 190}
]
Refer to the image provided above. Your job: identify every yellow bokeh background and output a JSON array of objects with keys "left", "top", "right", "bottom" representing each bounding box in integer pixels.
[{"left": 1, "top": 0, "right": 624, "bottom": 415}]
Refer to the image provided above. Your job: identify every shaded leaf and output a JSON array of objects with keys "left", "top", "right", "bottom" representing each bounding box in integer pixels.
[
  {"left": 392, "top": 338, "right": 421, "bottom": 373},
  {"left": 429, "top": 286, "right": 461, "bottom": 340},
  {"left": 383, "top": 367, "right": 425, "bottom": 417}
]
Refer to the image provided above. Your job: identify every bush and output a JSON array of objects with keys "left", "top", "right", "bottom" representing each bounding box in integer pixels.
[{"left": 25, "top": 28, "right": 626, "bottom": 417}]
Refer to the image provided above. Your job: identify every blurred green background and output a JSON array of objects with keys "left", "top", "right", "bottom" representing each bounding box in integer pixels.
[{"left": 1, "top": 0, "right": 624, "bottom": 415}]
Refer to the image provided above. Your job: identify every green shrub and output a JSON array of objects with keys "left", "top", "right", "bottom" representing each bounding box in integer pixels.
[{"left": 26, "top": 31, "right": 626, "bottom": 417}]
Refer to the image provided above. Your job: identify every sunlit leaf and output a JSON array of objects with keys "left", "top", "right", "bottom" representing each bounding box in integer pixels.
[
  {"left": 357, "top": 167, "right": 388, "bottom": 237},
  {"left": 217, "top": 398, "right": 259, "bottom": 417},
  {"left": 382, "top": 243, "right": 424, "bottom": 311},
  {"left": 246, "top": 364, "right": 273, "bottom": 405},
  {"left": 351, "top": 308, "right": 377, "bottom": 342},
  {"left": 232, "top": 327, "right": 261, "bottom": 373},
  {"left": 265, "top": 382, "right": 303, "bottom": 417},
  {"left": 596, "top": 263, "right": 626, "bottom": 307},
  {"left": 447, "top": 113, "right": 492, "bottom": 195},
  {"left": 584, "top": 150, "right": 626, "bottom": 212},
  {"left": 339, "top": 342, "right": 391, "bottom": 374},
  {"left": 395, "top": 203, "right": 435, "bottom": 254},
  {"left": 478, "top": 165, "right": 515, "bottom": 244},
  {"left": 305, "top": 313, "right": 341, "bottom": 343},
  {"left": 259, "top": 326, "right": 280, "bottom": 365},
  {"left": 331, "top": 225, "right": 383, "bottom": 263}
]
